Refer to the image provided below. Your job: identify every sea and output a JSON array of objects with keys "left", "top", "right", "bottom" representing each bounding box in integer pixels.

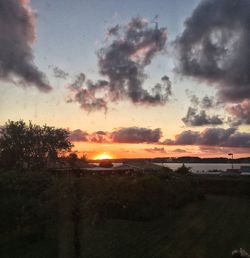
[
  {"left": 94, "top": 162, "right": 250, "bottom": 173},
  {"left": 159, "top": 163, "right": 250, "bottom": 173}
]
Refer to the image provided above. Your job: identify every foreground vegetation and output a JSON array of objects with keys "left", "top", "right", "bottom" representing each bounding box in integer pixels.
[
  {"left": 1, "top": 169, "right": 250, "bottom": 258},
  {"left": 0, "top": 169, "right": 202, "bottom": 258},
  {"left": 80, "top": 195, "right": 250, "bottom": 258},
  {"left": 0, "top": 120, "right": 72, "bottom": 170}
]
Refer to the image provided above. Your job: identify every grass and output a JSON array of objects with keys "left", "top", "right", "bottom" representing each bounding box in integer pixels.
[
  {"left": 0, "top": 233, "right": 57, "bottom": 258},
  {"left": 2, "top": 195, "right": 250, "bottom": 258},
  {"left": 80, "top": 195, "right": 250, "bottom": 258},
  {"left": 1, "top": 172, "right": 250, "bottom": 258}
]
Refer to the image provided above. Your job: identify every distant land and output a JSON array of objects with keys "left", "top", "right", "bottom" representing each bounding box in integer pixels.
[{"left": 90, "top": 157, "right": 250, "bottom": 164}]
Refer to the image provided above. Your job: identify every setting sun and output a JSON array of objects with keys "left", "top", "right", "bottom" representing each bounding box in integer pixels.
[{"left": 93, "top": 153, "right": 113, "bottom": 160}]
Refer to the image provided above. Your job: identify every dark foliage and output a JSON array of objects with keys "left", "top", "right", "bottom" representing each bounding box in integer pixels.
[
  {"left": 99, "top": 160, "right": 114, "bottom": 168},
  {"left": 175, "top": 164, "right": 192, "bottom": 175},
  {"left": 0, "top": 120, "right": 72, "bottom": 169},
  {"left": 0, "top": 168, "right": 205, "bottom": 257}
]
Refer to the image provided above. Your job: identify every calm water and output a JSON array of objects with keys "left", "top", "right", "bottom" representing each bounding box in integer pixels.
[
  {"left": 93, "top": 162, "right": 250, "bottom": 173},
  {"left": 160, "top": 163, "right": 250, "bottom": 173}
]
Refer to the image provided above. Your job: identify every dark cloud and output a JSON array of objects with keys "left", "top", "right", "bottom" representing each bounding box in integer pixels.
[
  {"left": 107, "top": 25, "right": 120, "bottom": 37},
  {"left": 88, "top": 131, "right": 109, "bottom": 143},
  {"left": 186, "top": 89, "right": 223, "bottom": 110},
  {"left": 200, "top": 146, "right": 250, "bottom": 155},
  {"left": 69, "top": 129, "right": 88, "bottom": 142},
  {"left": 226, "top": 100, "right": 250, "bottom": 125},
  {"left": 189, "top": 94, "right": 200, "bottom": 107},
  {"left": 69, "top": 127, "right": 162, "bottom": 144},
  {"left": 182, "top": 107, "right": 224, "bottom": 126},
  {"left": 52, "top": 66, "right": 69, "bottom": 79},
  {"left": 163, "top": 130, "right": 199, "bottom": 145},
  {"left": 200, "top": 96, "right": 216, "bottom": 109},
  {"left": 95, "top": 131, "right": 107, "bottom": 135},
  {"left": 198, "top": 127, "right": 236, "bottom": 146},
  {"left": 86, "top": 79, "right": 109, "bottom": 89},
  {"left": 152, "top": 76, "right": 172, "bottom": 102},
  {"left": 144, "top": 147, "right": 166, "bottom": 154},
  {"left": 173, "top": 149, "right": 187, "bottom": 153},
  {"left": 98, "top": 17, "right": 170, "bottom": 105},
  {"left": 69, "top": 129, "right": 109, "bottom": 143},
  {"left": 68, "top": 17, "right": 172, "bottom": 112},
  {"left": 175, "top": 0, "right": 250, "bottom": 109},
  {"left": 68, "top": 87, "right": 108, "bottom": 113},
  {"left": 69, "top": 73, "right": 86, "bottom": 89},
  {"left": 111, "top": 127, "right": 162, "bottom": 144},
  {"left": 187, "top": 93, "right": 218, "bottom": 109},
  {"left": 225, "top": 131, "right": 250, "bottom": 148},
  {"left": 67, "top": 74, "right": 108, "bottom": 112},
  {"left": 0, "top": 0, "right": 51, "bottom": 92},
  {"left": 183, "top": 92, "right": 224, "bottom": 126},
  {"left": 164, "top": 127, "right": 250, "bottom": 148},
  {"left": 67, "top": 74, "right": 109, "bottom": 112}
]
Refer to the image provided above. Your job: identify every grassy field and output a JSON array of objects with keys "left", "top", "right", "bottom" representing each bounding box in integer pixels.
[
  {"left": 79, "top": 195, "right": 250, "bottom": 258},
  {"left": 2, "top": 195, "right": 250, "bottom": 258}
]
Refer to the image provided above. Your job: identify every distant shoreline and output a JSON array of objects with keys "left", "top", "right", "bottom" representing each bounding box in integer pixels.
[{"left": 90, "top": 157, "right": 250, "bottom": 164}]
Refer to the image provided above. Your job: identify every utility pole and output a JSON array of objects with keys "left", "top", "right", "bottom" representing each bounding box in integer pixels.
[{"left": 228, "top": 153, "right": 234, "bottom": 170}]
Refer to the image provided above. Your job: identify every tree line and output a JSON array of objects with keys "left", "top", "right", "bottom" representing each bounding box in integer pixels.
[{"left": 0, "top": 120, "right": 72, "bottom": 169}]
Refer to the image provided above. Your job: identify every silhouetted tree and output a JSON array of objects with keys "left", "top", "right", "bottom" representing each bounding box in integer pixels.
[
  {"left": 175, "top": 164, "right": 191, "bottom": 175},
  {"left": 68, "top": 153, "right": 78, "bottom": 168},
  {"left": 80, "top": 154, "right": 88, "bottom": 163},
  {"left": 0, "top": 120, "right": 72, "bottom": 169},
  {"left": 99, "top": 160, "right": 113, "bottom": 168}
]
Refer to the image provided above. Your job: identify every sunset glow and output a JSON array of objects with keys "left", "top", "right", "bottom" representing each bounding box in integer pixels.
[{"left": 93, "top": 153, "right": 114, "bottom": 160}]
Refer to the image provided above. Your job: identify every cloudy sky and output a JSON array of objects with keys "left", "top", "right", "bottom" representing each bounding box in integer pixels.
[{"left": 0, "top": 0, "right": 249, "bottom": 159}]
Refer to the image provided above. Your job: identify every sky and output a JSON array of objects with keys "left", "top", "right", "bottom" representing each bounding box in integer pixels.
[{"left": 0, "top": 0, "right": 249, "bottom": 159}]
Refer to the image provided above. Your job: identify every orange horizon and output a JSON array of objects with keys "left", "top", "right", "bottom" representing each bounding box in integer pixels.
[{"left": 72, "top": 148, "right": 250, "bottom": 161}]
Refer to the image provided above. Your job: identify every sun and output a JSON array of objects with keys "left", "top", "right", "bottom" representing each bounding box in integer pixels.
[{"left": 93, "top": 152, "right": 113, "bottom": 160}]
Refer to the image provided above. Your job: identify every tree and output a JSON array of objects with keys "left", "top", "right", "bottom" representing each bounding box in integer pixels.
[
  {"left": 68, "top": 153, "right": 78, "bottom": 168},
  {"left": 80, "top": 154, "right": 88, "bottom": 163},
  {"left": 0, "top": 120, "right": 73, "bottom": 169},
  {"left": 99, "top": 160, "right": 113, "bottom": 168},
  {"left": 175, "top": 164, "right": 191, "bottom": 175}
]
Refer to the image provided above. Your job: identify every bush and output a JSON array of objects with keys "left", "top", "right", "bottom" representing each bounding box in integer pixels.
[
  {"left": 175, "top": 164, "right": 191, "bottom": 175},
  {"left": 76, "top": 173, "right": 203, "bottom": 221},
  {"left": 0, "top": 170, "right": 55, "bottom": 237},
  {"left": 0, "top": 169, "right": 204, "bottom": 257}
]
